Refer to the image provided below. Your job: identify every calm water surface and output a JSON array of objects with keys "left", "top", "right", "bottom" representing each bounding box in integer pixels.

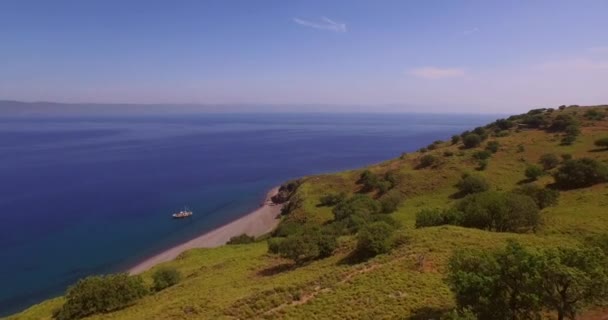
[{"left": 0, "top": 113, "right": 498, "bottom": 315}]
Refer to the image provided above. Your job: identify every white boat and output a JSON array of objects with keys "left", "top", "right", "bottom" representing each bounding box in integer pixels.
[{"left": 172, "top": 208, "right": 193, "bottom": 219}]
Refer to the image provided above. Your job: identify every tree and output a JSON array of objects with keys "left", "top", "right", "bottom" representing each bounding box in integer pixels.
[
  {"left": 594, "top": 137, "right": 608, "bottom": 149},
  {"left": 553, "top": 158, "right": 608, "bottom": 189},
  {"left": 356, "top": 221, "right": 395, "bottom": 257},
  {"left": 539, "top": 247, "right": 608, "bottom": 320},
  {"left": 539, "top": 153, "right": 560, "bottom": 170},
  {"left": 447, "top": 241, "right": 543, "bottom": 320},
  {"left": 456, "top": 191, "right": 540, "bottom": 232},
  {"left": 512, "top": 184, "right": 559, "bottom": 209},
  {"left": 455, "top": 174, "right": 490, "bottom": 196},
  {"left": 332, "top": 194, "right": 381, "bottom": 220},
  {"left": 379, "top": 192, "right": 402, "bottom": 213},
  {"left": 463, "top": 134, "right": 482, "bottom": 149},
  {"left": 319, "top": 192, "right": 347, "bottom": 206},
  {"left": 451, "top": 135, "right": 461, "bottom": 145},
  {"left": 55, "top": 274, "right": 148, "bottom": 320},
  {"left": 278, "top": 233, "right": 320, "bottom": 265},
  {"left": 152, "top": 267, "right": 182, "bottom": 291},
  {"left": 550, "top": 114, "right": 578, "bottom": 131},
  {"left": 472, "top": 150, "right": 491, "bottom": 160},
  {"left": 525, "top": 164, "right": 544, "bottom": 181},
  {"left": 419, "top": 154, "right": 438, "bottom": 168}
]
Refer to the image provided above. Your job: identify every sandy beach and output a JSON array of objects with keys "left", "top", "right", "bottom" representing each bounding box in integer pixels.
[{"left": 129, "top": 187, "right": 283, "bottom": 274}]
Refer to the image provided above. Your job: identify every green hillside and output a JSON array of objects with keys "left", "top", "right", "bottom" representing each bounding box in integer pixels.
[{"left": 10, "top": 105, "right": 608, "bottom": 320}]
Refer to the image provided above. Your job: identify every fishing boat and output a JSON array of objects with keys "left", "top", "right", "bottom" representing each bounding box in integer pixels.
[{"left": 172, "top": 208, "right": 193, "bottom": 219}]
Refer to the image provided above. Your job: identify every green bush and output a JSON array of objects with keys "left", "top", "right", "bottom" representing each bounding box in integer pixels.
[
  {"left": 227, "top": 233, "right": 255, "bottom": 245},
  {"left": 267, "top": 237, "right": 284, "bottom": 254},
  {"left": 415, "top": 208, "right": 462, "bottom": 228},
  {"left": 584, "top": 109, "right": 606, "bottom": 120},
  {"left": 277, "top": 228, "right": 338, "bottom": 264},
  {"left": 476, "top": 159, "right": 488, "bottom": 171},
  {"left": 358, "top": 170, "right": 397, "bottom": 193},
  {"left": 455, "top": 173, "right": 490, "bottom": 196},
  {"left": 449, "top": 242, "right": 608, "bottom": 320},
  {"left": 462, "top": 134, "right": 482, "bottom": 149},
  {"left": 485, "top": 141, "right": 500, "bottom": 153},
  {"left": 594, "top": 137, "right": 608, "bottom": 149},
  {"left": 539, "top": 153, "right": 560, "bottom": 170},
  {"left": 55, "top": 274, "right": 148, "bottom": 320},
  {"left": 456, "top": 191, "right": 540, "bottom": 232},
  {"left": 319, "top": 192, "right": 347, "bottom": 206},
  {"left": 379, "top": 192, "right": 402, "bottom": 213},
  {"left": 472, "top": 150, "right": 491, "bottom": 160},
  {"left": 419, "top": 154, "right": 438, "bottom": 168},
  {"left": 278, "top": 233, "right": 320, "bottom": 265},
  {"left": 356, "top": 221, "right": 395, "bottom": 257},
  {"left": 550, "top": 114, "right": 578, "bottom": 131},
  {"left": 553, "top": 158, "right": 608, "bottom": 189},
  {"left": 332, "top": 194, "right": 381, "bottom": 220},
  {"left": 525, "top": 164, "right": 544, "bottom": 181},
  {"left": 493, "top": 118, "right": 514, "bottom": 130},
  {"left": 152, "top": 267, "right": 182, "bottom": 292},
  {"left": 512, "top": 184, "right": 559, "bottom": 209},
  {"left": 443, "top": 151, "right": 454, "bottom": 157},
  {"left": 451, "top": 135, "right": 461, "bottom": 145}
]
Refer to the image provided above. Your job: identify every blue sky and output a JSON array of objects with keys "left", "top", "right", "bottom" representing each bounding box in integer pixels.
[{"left": 1, "top": 0, "right": 607, "bottom": 113}]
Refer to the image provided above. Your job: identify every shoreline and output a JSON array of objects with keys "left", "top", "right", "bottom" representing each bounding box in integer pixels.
[{"left": 128, "top": 187, "right": 283, "bottom": 274}]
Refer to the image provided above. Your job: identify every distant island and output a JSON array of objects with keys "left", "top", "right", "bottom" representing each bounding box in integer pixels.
[{"left": 10, "top": 105, "right": 608, "bottom": 320}]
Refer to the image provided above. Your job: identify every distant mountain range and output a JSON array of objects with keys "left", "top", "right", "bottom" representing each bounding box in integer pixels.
[{"left": 0, "top": 100, "right": 488, "bottom": 116}]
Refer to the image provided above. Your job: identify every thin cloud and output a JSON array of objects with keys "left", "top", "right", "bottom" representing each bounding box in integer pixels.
[
  {"left": 293, "top": 17, "right": 347, "bottom": 33},
  {"left": 409, "top": 67, "right": 467, "bottom": 79},
  {"left": 462, "top": 27, "right": 479, "bottom": 36}
]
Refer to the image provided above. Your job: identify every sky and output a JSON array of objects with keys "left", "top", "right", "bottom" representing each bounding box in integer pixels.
[{"left": 1, "top": 0, "right": 608, "bottom": 113}]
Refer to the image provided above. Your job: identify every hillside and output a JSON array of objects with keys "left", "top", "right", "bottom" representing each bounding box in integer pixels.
[{"left": 10, "top": 105, "right": 608, "bottom": 320}]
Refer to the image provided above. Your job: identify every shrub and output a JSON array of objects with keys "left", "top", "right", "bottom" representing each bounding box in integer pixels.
[
  {"left": 152, "top": 267, "right": 182, "bottom": 291},
  {"left": 273, "top": 220, "right": 304, "bottom": 237},
  {"left": 356, "top": 221, "right": 395, "bottom": 257},
  {"left": 443, "top": 151, "right": 454, "bottom": 157},
  {"left": 512, "top": 184, "right": 559, "bottom": 209},
  {"left": 462, "top": 134, "right": 482, "bottom": 149},
  {"left": 493, "top": 118, "right": 514, "bottom": 130},
  {"left": 379, "top": 192, "right": 402, "bottom": 213},
  {"left": 227, "top": 233, "right": 255, "bottom": 245},
  {"left": 447, "top": 242, "right": 608, "bottom": 320},
  {"left": 319, "top": 192, "right": 347, "bottom": 206},
  {"left": 278, "top": 233, "right": 320, "bottom": 265},
  {"left": 451, "top": 135, "right": 461, "bottom": 145},
  {"left": 522, "top": 114, "right": 547, "bottom": 128},
  {"left": 267, "top": 237, "right": 284, "bottom": 254},
  {"left": 584, "top": 109, "right": 606, "bottom": 120},
  {"left": 455, "top": 173, "right": 490, "bottom": 196},
  {"left": 517, "top": 144, "right": 525, "bottom": 153},
  {"left": 332, "top": 194, "right": 381, "bottom": 220},
  {"left": 358, "top": 170, "right": 397, "bottom": 194},
  {"left": 419, "top": 154, "right": 438, "bottom": 168},
  {"left": 539, "top": 153, "right": 560, "bottom": 170},
  {"left": 55, "top": 274, "right": 148, "bottom": 320},
  {"left": 550, "top": 114, "right": 578, "bottom": 131},
  {"left": 476, "top": 159, "right": 488, "bottom": 171},
  {"left": 525, "top": 164, "right": 544, "bottom": 181},
  {"left": 594, "top": 137, "right": 608, "bottom": 149},
  {"left": 558, "top": 105, "right": 567, "bottom": 110},
  {"left": 418, "top": 147, "right": 428, "bottom": 153},
  {"left": 472, "top": 150, "right": 491, "bottom": 160},
  {"left": 456, "top": 191, "right": 540, "bottom": 232},
  {"left": 561, "top": 153, "right": 572, "bottom": 161},
  {"left": 415, "top": 208, "right": 462, "bottom": 228},
  {"left": 553, "top": 158, "right": 608, "bottom": 189},
  {"left": 448, "top": 242, "right": 543, "bottom": 320},
  {"left": 485, "top": 141, "right": 500, "bottom": 153}
]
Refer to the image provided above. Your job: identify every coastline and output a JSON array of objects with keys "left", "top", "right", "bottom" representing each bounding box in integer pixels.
[{"left": 128, "top": 187, "right": 283, "bottom": 274}]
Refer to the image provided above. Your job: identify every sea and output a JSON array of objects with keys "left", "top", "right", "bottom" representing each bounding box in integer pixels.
[{"left": 0, "top": 112, "right": 498, "bottom": 316}]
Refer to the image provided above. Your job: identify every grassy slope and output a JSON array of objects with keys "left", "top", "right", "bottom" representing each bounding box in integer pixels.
[{"left": 10, "top": 106, "right": 608, "bottom": 320}]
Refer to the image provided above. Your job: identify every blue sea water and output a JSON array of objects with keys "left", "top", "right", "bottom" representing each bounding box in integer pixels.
[{"left": 0, "top": 112, "right": 498, "bottom": 315}]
